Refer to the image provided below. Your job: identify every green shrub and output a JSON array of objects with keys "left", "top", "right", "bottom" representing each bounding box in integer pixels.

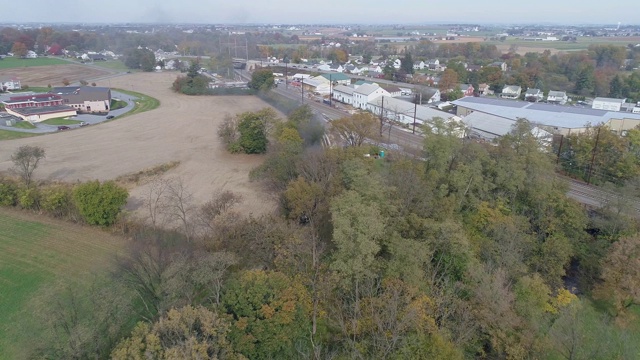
[
  {"left": 40, "top": 185, "right": 73, "bottom": 218},
  {"left": 0, "top": 179, "right": 18, "bottom": 207},
  {"left": 73, "top": 181, "right": 128, "bottom": 226},
  {"left": 17, "top": 186, "right": 39, "bottom": 210}
]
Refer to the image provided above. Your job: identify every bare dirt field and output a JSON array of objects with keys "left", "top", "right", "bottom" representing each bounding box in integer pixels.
[
  {"left": 0, "top": 64, "right": 112, "bottom": 87},
  {"left": 0, "top": 71, "right": 277, "bottom": 217},
  {"left": 495, "top": 44, "right": 562, "bottom": 55}
]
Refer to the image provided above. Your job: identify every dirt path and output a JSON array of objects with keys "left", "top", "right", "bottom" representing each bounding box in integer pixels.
[{"left": 0, "top": 72, "right": 277, "bottom": 217}]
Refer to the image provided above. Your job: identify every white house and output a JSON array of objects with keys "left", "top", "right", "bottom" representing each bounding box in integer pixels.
[
  {"left": 413, "top": 61, "right": 426, "bottom": 70},
  {"left": 25, "top": 51, "right": 37, "bottom": 59},
  {"left": 317, "top": 64, "right": 331, "bottom": 71},
  {"left": 292, "top": 73, "right": 312, "bottom": 81},
  {"left": 367, "top": 65, "right": 382, "bottom": 74},
  {"left": 546, "top": 91, "right": 568, "bottom": 104},
  {"left": 393, "top": 59, "right": 402, "bottom": 69},
  {"left": 353, "top": 84, "right": 390, "bottom": 110},
  {"left": 332, "top": 85, "right": 355, "bottom": 105},
  {"left": 0, "top": 76, "right": 21, "bottom": 91},
  {"left": 501, "top": 85, "right": 522, "bottom": 99},
  {"left": 329, "top": 63, "right": 344, "bottom": 72},
  {"left": 524, "top": 88, "right": 544, "bottom": 102},
  {"left": 592, "top": 97, "right": 625, "bottom": 112}
]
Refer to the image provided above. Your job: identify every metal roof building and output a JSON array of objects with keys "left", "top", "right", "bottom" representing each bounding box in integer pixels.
[{"left": 452, "top": 97, "right": 640, "bottom": 135}]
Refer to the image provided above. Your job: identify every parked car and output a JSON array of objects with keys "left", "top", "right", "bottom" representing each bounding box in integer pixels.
[
  {"left": 106, "top": 115, "right": 114, "bottom": 119},
  {"left": 57, "top": 126, "right": 70, "bottom": 131},
  {"left": 79, "top": 121, "right": 89, "bottom": 127}
]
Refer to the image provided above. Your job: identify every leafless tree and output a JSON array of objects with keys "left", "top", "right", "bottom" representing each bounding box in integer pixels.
[
  {"left": 164, "top": 177, "right": 196, "bottom": 241},
  {"left": 198, "top": 190, "right": 243, "bottom": 234},
  {"left": 11, "top": 145, "right": 45, "bottom": 186},
  {"left": 142, "top": 176, "right": 170, "bottom": 229}
]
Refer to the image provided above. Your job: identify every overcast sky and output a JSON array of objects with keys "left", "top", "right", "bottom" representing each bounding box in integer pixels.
[{"left": 8, "top": 0, "right": 639, "bottom": 25}]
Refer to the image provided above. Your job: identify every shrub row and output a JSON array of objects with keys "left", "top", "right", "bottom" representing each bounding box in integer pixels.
[{"left": 0, "top": 177, "right": 128, "bottom": 227}]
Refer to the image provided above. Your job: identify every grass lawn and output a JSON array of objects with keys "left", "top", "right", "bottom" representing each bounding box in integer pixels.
[
  {"left": 113, "top": 88, "right": 160, "bottom": 118},
  {"left": 40, "top": 118, "right": 81, "bottom": 125},
  {"left": 12, "top": 121, "right": 36, "bottom": 129},
  {"left": 11, "top": 87, "right": 51, "bottom": 93},
  {"left": 0, "top": 208, "right": 128, "bottom": 359},
  {"left": 111, "top": 98, "right": 128, "bottom": 110},
  {"left": 0, "top": 57, "right": 67, "bottom": 69},
  {"left": 0, "top": 129, "right": 38, "bottom": 141}
]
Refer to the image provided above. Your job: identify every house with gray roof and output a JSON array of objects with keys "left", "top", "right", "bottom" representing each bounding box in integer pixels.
[
  {"left": 461, "top": 111, "right": 552, "bottom": 143},
  {"left": 317, "top": 73, "right": 350, "bottom": 85},
  {"left": 547, "top": 91, "right": 568, "bottom": 105},
  {"left": 50, "top": 86, "right": 112, "bottom": 114},
  {"left": 524, "top": 88, "right": 544, "bottom": 102},
  {"left": 501, "top": 85, "right": 522, "bottom": 99}
]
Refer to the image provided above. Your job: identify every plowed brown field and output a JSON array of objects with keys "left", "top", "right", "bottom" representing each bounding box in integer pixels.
[{"left": 0, "top": 71, "right": 277, "bottom": 217}]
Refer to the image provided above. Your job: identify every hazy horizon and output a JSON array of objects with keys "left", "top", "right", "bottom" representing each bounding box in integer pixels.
[{"left": 7, "top": 0, "right": 640, "bottom": 26}]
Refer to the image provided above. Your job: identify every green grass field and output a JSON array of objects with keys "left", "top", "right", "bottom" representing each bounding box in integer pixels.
[
  {"left": 0, "top": 129, "right": 38, "bottom": 141},
  {"left": 113, "top": 88, "right": 160, "bottom": 118},
  {"left": 0, "top": 208, "right": 128, "bottom": 358},
  {"left": 0, "top": 57, "right": 67, "bottom": 69},
  {"left": 40, "top": 118, "right": 81, "bottom": 125},
  {"left": 12, "top": 121, "right": 35, "bottom": 129}
]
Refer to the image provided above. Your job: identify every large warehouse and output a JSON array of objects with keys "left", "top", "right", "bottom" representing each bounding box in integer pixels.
[{"left": 452, "top": 97, "right": 640, "bottom": 137}]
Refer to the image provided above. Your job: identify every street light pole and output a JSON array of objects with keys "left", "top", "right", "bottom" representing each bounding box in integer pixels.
[{"left": 284, "top": 56, "right": 289, "bottom": 89}]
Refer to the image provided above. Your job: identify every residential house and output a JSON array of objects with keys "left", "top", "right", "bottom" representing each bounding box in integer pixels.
[
  {"left": 413, "top": 61, "right": 426, "bottom": 70},
  {"left": 25, "top": 51, "right": 37, "bottom": 59},
  {"left": 329, "top": 63, "right": 344, "bottom": 72},
  {"left": 500, "top": 85, "right": 522, "bottom": 99},
  {"left": 0, "top": 76, "right": 21, "bottom": 91},
  {"left": 427, "top": 59, "right": 441, "bottom": 71},
  {"left": 489, "top": 61, "right": 508, "bottom": 72},
  {"left": 478, "top": 83, "right": 493, "bottom": 96},
  {"left": 50, "top": 86, "right": 112, "bottom": 114},
  {"left": 415, "top": 88, "right": 441, "bottom": 104},
  {"left": 353, "top": 84, "right": 390, "bottom": 110},
  {"left": 459, "top": 84, "right": 475, "bottom": 97},
  {"left": 332, "top": 85, "right": 355, "bottom": 105},
  {"left": 524, "top": 88, "right": 544, "bottom": 102},
  {"left": 592, "top": 97, "right": 626, "bottom": 112},
  {"left": 393, "top": 59, "right": 402, "bottom": 69},
  {"left": 367, "top": 65, "right": 382, "bottom": 74},
  {"left": 344, "top": 64, "right": 363, "bottom": 75},
  {"left": 546, "top": 90, "right": 568, "bottom": 105},
  {"left": 317, "top": 64, "right": 331, "bottom": 71},
  {"left": 467, "top": 64, "right": 483, "bottom": 72},
  {"left": 317, "top": 73, "right": 351, "bottom": 86},
  {"left": 380, "top": 84, "right": 402, "bottom": 97}
]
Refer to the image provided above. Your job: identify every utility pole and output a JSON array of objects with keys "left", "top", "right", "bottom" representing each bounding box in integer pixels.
[
  {"left": 412, "top": 92, "right": 421, "bottom": 134},
  {"left": 556, "top": 134, "right": 564, "bottom": 164},
  {"left": 329, "top": 74, "right": 332, "bottom": 107},
  {"left": 586, "top": 127, "right": 601, "bottom": 184},
  {"left": 301, "top": 79, "right": 304, "bottom": 104}
]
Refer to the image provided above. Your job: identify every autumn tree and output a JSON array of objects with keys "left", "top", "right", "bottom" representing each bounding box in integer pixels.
[
  {"left": 330, "top": 112, "right": 378, "bottom": 147},
  {"left": 11, "top": 145, "right": 45, "bottom": 186},
  {"left": 439, "top": 68, "right": 459, "bottom": 92},
  {"left": 11, "top": 41, "right": 28, "bottom": 57},
  {"left": 222, "top": 270, "right": 312, "bottom": 359},
  {"left": 112, "top": 306, "right": 242, "bottom": 360},
  {"left": 596, "top": 235, "right": 640, "bottom": 313}
]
